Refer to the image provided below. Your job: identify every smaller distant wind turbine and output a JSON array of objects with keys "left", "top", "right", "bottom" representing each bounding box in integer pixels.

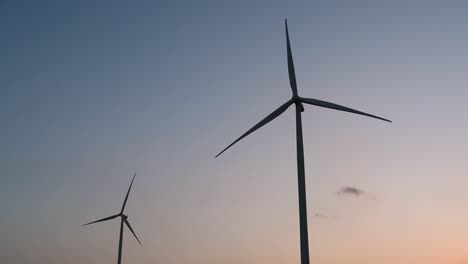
[{"left": 83, "top": 173, "right": 141, "bottom": 264}]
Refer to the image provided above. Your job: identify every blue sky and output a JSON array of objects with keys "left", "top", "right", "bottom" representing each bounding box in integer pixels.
[{"left": 2, "top": 1, "right": 468, "bottom": 263}]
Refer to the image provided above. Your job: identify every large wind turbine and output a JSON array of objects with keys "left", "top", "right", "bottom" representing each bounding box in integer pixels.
[
  {"left": 216, "top": 20, "right": 391, "bottom": 264},
  {"left": 83, "top": 173, "right": 141, "bottom": 264}
]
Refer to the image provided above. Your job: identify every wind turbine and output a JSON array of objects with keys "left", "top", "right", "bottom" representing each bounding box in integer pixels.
[
  {"left": 83, "top": 173, "right": 141, "bottom": 264},
  {"left": 215, "top": 20, "right": 391, "bottom": 264}
]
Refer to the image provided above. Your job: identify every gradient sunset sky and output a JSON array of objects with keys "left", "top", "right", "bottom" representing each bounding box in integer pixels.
[{"left": 2, "top": 1, "right": 468, "bottom": 264}]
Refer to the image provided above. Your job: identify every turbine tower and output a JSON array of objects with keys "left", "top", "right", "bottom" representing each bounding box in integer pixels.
[
  {"left": 83, "top": 173, "right": 141, "bottom": 264},
  {"left": 216, "top": 20, "right": 391, "bottom": 264}
]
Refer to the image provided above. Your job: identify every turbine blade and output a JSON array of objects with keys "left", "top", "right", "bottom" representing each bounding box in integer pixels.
[
  {"left": 216, "top": 99, "right": 293, "bottom": 157},
  {"left": 124, "top": 219, "right": 142, "bottom": 245},
  {"left": 300, "top": 97, "right": 392, "bottom": 123},
  {"left": 285, "top": 19, "right": 298, "bottom": 97},
  {"left": 121, "top": 173, "right": 136, "bottom": 214},
  {"left": 82, "top": 214, "right": 119, "bottom": 226}
]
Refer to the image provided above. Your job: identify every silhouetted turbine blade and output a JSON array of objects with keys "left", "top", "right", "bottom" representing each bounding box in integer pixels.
[
  {"left": 124, "top": 219, "right": 142, "bottom": 245},
  {"left": 82, "top": 214, "right": 120, "bottom": 226},
  {"left": 216, "top": 99, "right": 294, "bottom": 157},
  {"left": 300, "top": 97, "right": 392, "bottom": 123},
  {"left": 121, "top": 173, "right": 136, "bottom": 214},
  {"left": 285, "top": 19, "right": 298, "bottom": 97}
]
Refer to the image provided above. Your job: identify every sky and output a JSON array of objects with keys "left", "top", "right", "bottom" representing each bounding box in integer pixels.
[{"left": 2, "top": 1, "right": 468, "bottom": 263}]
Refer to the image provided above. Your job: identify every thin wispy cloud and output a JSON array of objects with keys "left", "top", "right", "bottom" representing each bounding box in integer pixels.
[
  {"left": 313, "top": 212, "right": 338, "bottom": 220},
  {"left": 314, "top": 213, "right": 329, "bottom": 218}
]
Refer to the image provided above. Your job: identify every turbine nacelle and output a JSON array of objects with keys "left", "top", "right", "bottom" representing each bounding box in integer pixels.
[{"left": 293, "top": 97, "right": 305, "bottom": 112}]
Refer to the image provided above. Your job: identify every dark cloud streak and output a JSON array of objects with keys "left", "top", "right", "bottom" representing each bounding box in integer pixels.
[{"left": 337, "top": 186, "right": 365, "bottom": 197}]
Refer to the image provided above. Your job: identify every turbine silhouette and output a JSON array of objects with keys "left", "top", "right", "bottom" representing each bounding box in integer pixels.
[
  {"left": 216, "top": 20, "right": 391, "bottom": 264},
  {"left": 83, "top": 173, "right": 141, "bottom": 264}
]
